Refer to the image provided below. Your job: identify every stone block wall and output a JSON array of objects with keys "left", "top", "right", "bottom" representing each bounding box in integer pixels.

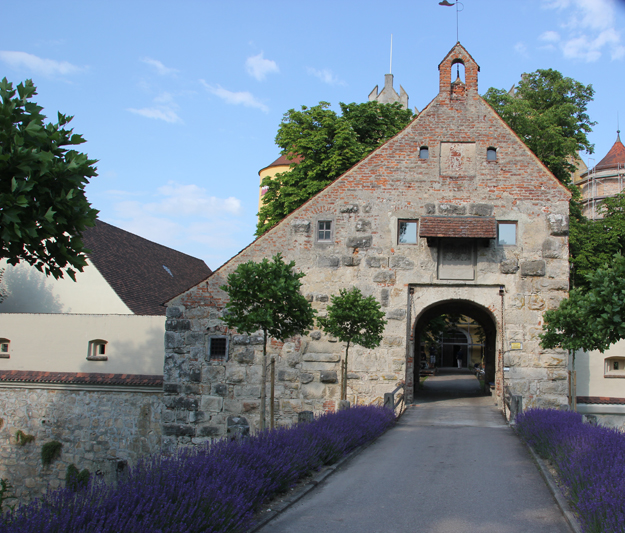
[{"left": 0, "top": 387, "right": 162, "bottom": 504}]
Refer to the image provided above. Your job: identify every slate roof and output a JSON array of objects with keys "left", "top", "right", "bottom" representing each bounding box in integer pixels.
[
  {"left": 577, "top": 396, "right": 625, "bottom": 405},
  {"left": 594, "top": 132, "right": 625, "bottom": 172},
  {"left": 0, "top": 370, "right": 163, "bottom": 387},
  {"left": 419, "top": 217, "right": 497, "bottom": 239},
  {"left": 81, "top": 220, "right": 211, "bottom": 315}
]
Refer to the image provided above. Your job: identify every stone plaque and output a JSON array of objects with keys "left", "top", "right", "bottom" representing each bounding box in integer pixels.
[
  {"left": 440, "top": 142, "right": 476, "bottom": 176},
  {"left": 438, "top": 239, "right": 476, "bottom": 280},
  {"left": 510, "top": 342, "right": 523, "bottom": 350}
]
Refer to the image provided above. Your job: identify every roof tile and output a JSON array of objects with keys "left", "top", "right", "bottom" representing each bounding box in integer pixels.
[
  {"left": 0, "top": 370, "right": 163, "bottom": 387},
  {"left": 420, "top": 216, "right": 497, "bottom": 239}
]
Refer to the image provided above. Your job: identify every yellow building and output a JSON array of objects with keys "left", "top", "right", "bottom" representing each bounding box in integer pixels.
[{"left": 257, "top": 154, "right": 300, "bottom": 215}]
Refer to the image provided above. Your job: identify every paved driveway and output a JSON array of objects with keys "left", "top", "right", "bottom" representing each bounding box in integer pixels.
[{"left": 259, "top": 375, "right": 571, "bottom": 533}]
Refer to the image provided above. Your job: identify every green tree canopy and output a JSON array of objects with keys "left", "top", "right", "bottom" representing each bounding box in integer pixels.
[
  {"left": 541, "top": 253, "right": 625, "bottom": 353},
  {"left": 0, "top": 78, "right": 98, "bottom": 280},
  {"left": 317, "top": 287, "right": 387, "bottom": 401},
  {"left": 256, "top": 101, "right": 413, "bottom": 236},
  {"left": 221, "top": 253, "right": 315, "bottom": 429},
  {"left": 483, "top": 69, "right": 595, "bottom": 186}
]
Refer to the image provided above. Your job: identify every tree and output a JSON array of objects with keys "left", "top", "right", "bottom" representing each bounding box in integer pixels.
[
  {"left": 0, "top": 78, "right": 98, "bottom": 280},
  {"left": 569, "top": 193, "right": 625, "bottom": 291},
  {"left": 256, "top": 101, "right": 413, "bottom": 235},
  {"left": 317, "top": 287, "right": 387, "bottom": 401},
  {"left": 221, "top": 253, "right": 316, "bottom": 430},
  {"left": 541, "top": 254, "right": 625, "bottom": 354},
  {"left": 483, "top": 69, "right": 595, "bottom": 186}
]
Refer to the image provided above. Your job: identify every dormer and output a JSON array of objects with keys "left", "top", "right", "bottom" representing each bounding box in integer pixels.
[{"left": 438, "top": 42, "right": 480, "bottom": 98}]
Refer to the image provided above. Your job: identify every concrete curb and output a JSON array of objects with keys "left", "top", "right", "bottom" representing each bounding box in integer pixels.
[
  {"left": 520, "top": 436, "right": 583, "bottom": 533},
  {"left": 249, "top": 409, "right": 404, "bottom": 533}
]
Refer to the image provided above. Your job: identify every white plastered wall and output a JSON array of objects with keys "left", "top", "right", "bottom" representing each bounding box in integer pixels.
[
  {"left": 576, "top": 340, "right": 625, "bottom": 399},
  {"left": 0, "top": 314, "right": 164, "bottom": 375},
  {"left": 0, "top": 259, "right": 132, "bottom": 315}
]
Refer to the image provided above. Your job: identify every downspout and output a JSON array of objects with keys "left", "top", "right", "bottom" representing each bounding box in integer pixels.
[{"left": 499, "top": 285, "right": 507, "bottom": 419}]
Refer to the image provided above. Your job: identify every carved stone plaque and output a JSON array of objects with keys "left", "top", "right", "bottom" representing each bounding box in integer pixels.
[
  {"left": 440, "top": 142, "right": 476, "bottom": 176},
  {"left": 438, "top": 239, "right": 476, "bottom": 280}
]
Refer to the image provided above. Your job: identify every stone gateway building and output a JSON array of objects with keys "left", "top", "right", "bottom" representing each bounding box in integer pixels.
[{"left": 164, "top": 43, "right": 572, "bottom": 446}]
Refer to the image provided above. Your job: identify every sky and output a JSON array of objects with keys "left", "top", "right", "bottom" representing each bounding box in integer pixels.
[{"left": 2, "top": 0, "right": 625, "bottom": 270}]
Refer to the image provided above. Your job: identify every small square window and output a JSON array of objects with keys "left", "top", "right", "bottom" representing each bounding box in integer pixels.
[
  {"left": 398, "top": 220, "right": 418, "bottom": 244},
  {"left": 1, "top": 343, "right": 8, "bottom": 353},
  {"left": 615, "top": 361, "right": 620, "bottom": 370},
  {"left": 0, "top": 339, "right": 9, "bottom": 359},
  {"left": 419, "top": 146, "right": 429, "bottom": 159},
  {"left": 317, "top": 221, "right": 332, "bottom": 242},
  {"left": 487, "top": 147, "right": 497, "bottom": 161},
  {"left": 209, "top": 336, "right": 228, "bottom": 361},
  {"left": 497, "top": 222, "right": 517, "bottom": 246}
]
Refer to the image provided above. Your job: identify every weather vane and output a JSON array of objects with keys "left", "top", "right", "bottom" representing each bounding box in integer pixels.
[{"left": 439, "top": 0, "right": 464, "bottom": 44}]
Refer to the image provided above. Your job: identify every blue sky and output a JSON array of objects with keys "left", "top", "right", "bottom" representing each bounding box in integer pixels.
[{"left": 2, "top": 0, "right": 625, "bottom": 269}]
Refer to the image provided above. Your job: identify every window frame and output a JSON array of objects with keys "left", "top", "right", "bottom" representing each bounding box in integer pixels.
[
  {"left": 605, "top": 357, "right": 625, "bottom": 378},
  {"left": 208, "top": 335, "right": 229, "bottom": 362},
  {"left": 316, "top": 219, "right": 334, "bottom": 243},
  {"left": 497, "top": 222, "right": 517, "bottom": 247},
  {"left": 0, "top": 338, "right": 10, "bottom": 359},
  {"left": 87, "top": 339, "right": 108, "bottom": 361},
  {"left": 397, "top": 219, "right": 419, "bottom": 245}
]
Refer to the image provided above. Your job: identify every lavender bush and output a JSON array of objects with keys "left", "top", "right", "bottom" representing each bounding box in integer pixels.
[
  {"left": 0, "top": 405, "right": 394, "bottom": 533},
  {"left": 516, "top": 408, "right": 625, "bottom": 533}
]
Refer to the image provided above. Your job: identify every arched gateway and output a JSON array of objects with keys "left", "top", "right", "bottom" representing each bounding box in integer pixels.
[{"left": 163, "top": 43, "right": 572, "bottom": 446}]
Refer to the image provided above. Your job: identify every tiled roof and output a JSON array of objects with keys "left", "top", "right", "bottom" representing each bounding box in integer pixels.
[
  {"left": 594, "top": 133, "right": 625, "bottom": 172},
  {"left": 82, "top": 220, "right": 212, "bottom": 315},
  {"left": 420, "top": 216, "right": 497, "bottom": 238},
  {"left": 0, "top": 370, "right": 163, "bottom": 387},
  {"left": 258, "top": 153, "right": 302, "bottom": 174},
  {"left": 577, "top": 396, "right": 625, "bottom": 405}
]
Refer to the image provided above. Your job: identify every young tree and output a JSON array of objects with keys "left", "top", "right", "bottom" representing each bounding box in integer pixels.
[
  {"left": 256, "top": 101, "right": 413, "bottom": 235},
  {"left": 483, "top": 69, "right": 595, "bottom": 186},
  {"left": 0, "top": 78, "right": 99, "bottom": 280},
  {"left": 541, "top": 253, "right": 625, "bottom": 354},
  {"left": 221, "top": 253, "right": 315, "bottom": 430},
  {"left": 317, "top": 287, "right": 387, "bottom": 401}
]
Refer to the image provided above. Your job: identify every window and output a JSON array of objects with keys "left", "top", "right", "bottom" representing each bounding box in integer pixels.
[
  {"left": 317, "top": 220, "right": 332, "bottom": 242},
  {"left": 487, "top": 147, "right": 497, "bottom": 161},
  {"left": 398, "top": 220, "right": 418, "bottom": 244},
  {"left": 208, "top": 336, "right": 229, "bottom": 361},
  {"left": 0, "top": 339, "right": 9, "bottom": 359},
  {"left": 87, "top": 339, "right": 108, "bottom": 361},
  {"left": 605, "top": 357, "right": 625, "bottom": 377},
  {"left": 419, "top": 146, "right": 429, "bottom": 159},
  {"left": 497, "top": 222, "right": 517, "bottom": 246}
]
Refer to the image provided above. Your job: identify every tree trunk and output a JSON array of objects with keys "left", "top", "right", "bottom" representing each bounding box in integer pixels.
[
  {"left": 260, "top": 329, "right": 268, "bottom": 430},
  {"left": 342, "top": 342, "right": 350, "bottom": 401}
]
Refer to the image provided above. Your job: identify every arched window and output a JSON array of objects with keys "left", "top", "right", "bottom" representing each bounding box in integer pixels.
[
  {"left": 487, "top": 147, "right": 497, "bottom": 161},
  {"left": 87, "top": 339, "right": 108, "bottom": 361},
  {"left": 419, "top": 146, "right": 429, "bottom": 159},
  {"left": 451, "top": 60, "right": 465, "bottom": 82},
  {"left": 0, "top": 338, "right": 10, "bottom": 359}
]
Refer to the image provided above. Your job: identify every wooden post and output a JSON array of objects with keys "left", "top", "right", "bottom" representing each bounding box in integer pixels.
[{"left": 270, "top": 357, "right": 276, "bottom": 429}]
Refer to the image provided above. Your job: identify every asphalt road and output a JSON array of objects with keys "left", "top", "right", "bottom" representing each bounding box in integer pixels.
[{"left": 259, "top": 373, "right": 571, "bottom": 533}]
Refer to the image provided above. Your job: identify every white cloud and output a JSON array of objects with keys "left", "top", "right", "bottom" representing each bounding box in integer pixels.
[
  {"left": 141, "top": 57, "right": 179, "bottom": 76},
  {"left": 200, "top": 80, "right": 269, "bottom": 112},
  {"left": 127, "top": 92, "right": 182, "bottom": 123},
  {"left": 245, "top": 52, "right": 279, "bottom": 81},
  {"left": 542, "top": 0, "right": 624, "bottom": 61},
  {"left": 108, "top": 182, "right": 247, "bottom": 269},
  {"left": 514, "top": 42, "right": 529, "bottom": 57},
  {"left": 306, "top": 67, "right": 346, "bottom": 86},
  {"left": 0, "top": 51, "right": 81, "bottom": 76}
]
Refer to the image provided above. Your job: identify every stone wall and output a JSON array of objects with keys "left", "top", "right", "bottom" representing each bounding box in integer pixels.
[
  {"left": 0, "top": 387, "right": 162, "bottom": 504},
  {"left": 163, "top": 43, "right": 572, "bottom": 449}
]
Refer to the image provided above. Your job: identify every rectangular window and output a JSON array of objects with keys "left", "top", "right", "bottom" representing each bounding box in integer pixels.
[
  {"left": 317, "top": 220, "right": 332, "bottom": 242},
  {"left": 1, "top": 343, "right": 8, "bottom": 353},
  {"left": 398, "top": 220, "right": 418, "bottom": 244},
  {"left": 209, "top": 336, "right": 228, "bottom": 361},
  {"left": 497, "top": 222, "right": 517, "bottom": 246}
]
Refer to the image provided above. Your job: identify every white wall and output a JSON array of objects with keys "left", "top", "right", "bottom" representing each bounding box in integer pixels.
[
  {"left": 0, "top": 259, "right": 132, "bottom": 315},
  {"left": 0, "top": 314, "right": 165, "bottom": 375},
  {"left": 576, "top": 340, "right": 625, "bottom": 398}
]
